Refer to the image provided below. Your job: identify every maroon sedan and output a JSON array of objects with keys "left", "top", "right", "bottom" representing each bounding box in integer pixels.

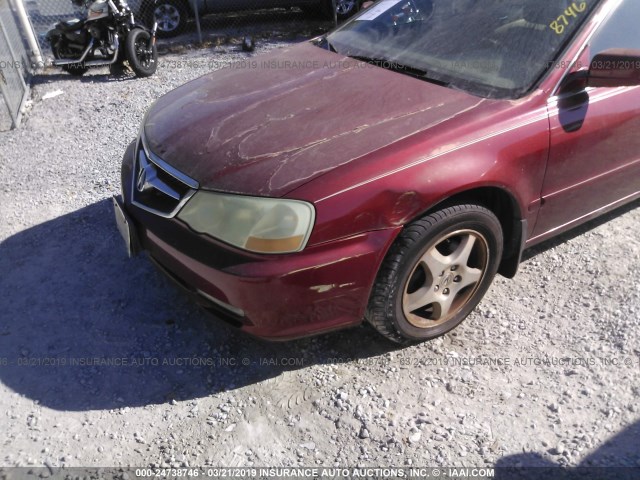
[{"left": 114, "top": 0, "right": 640, "bottom": 343}]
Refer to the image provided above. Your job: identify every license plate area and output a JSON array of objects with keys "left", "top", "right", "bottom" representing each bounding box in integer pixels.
[{"left": 112, "top": 196, "right": 139, "bottom": 257}]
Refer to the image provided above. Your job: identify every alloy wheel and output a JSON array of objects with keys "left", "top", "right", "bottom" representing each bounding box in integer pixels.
[
  {"left": 154, "top": 4, "right": 181, "bottom": 32},
  {"left": 402, "top": 229, "right": 489, "bottom": 329},
  {"left": 335, "top": 0, "right": 357, "bottom": 16}
]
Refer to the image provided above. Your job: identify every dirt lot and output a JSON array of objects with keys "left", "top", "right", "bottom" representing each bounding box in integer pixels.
[{"left": 0, "top": 28, "right": 639, "bottom": 475}]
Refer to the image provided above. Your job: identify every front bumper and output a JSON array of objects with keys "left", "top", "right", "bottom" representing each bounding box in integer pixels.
[{"left": 118, "top": 142, "right": 400, "bottom": 340}]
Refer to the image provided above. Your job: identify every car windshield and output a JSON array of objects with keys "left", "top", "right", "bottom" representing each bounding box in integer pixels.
[{"left": 322, "top": 0, "right": 602, "bottom": 98}]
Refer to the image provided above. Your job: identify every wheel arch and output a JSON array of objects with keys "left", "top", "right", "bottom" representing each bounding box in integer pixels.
[{"left": 408, "top": 186, "right": 527, "bottom": 278}]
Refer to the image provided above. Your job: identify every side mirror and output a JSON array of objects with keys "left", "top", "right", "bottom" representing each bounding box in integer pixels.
[{"left": 588, "top": 48, "right": 640, "bottom": 88}]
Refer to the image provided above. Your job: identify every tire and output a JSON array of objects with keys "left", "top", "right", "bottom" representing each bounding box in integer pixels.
[
  {"left": 149, "top": 0, "right": 188, "bottom": 38},
  {"left": 366, "top": 204, "right": 503, "bottom": 344},
  {"left": 318, "top": 0, "right": 358, "bottom": 20},
  {"left": 51, "top": 41, "right": 88, "bottom": 76},
  {"left": 125, "top": 28, "right": 158, "bottom": 78},
  {"left": 324, "top": 0, "right": 361, "bottom": 20},
  {"left": 333, "top": 0, "right": 359, "bottom": 19}
]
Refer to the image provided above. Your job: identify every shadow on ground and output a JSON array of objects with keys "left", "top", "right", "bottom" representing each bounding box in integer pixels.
[
  {"left": 522, "top": 199, "right": 640, "bottom": 262},
  {"left": 0, "top": 200, "right": 394, "bottom": 411},
  {"left": 494, "top": 420, "right": 640, "bottom": 479},
  {"left": 31, "top": 71, "right": 141, "bottom": 86},
  {"left": 3, "top": 198, "right": 638, "bottom": 412}
]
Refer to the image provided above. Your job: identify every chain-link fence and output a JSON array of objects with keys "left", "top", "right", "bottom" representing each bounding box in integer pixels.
[
  {"left": 0, "top": 0, "right": 38, "bottom": 130},
  {"left": 137, "top": 0, "right": 340, "bottom": 40},
  {"left": 25, "top": 0, "right": 340, "bottom": 61},
  {"left": 1, "top": 0, "right": 343, "bottom": 130},
  {"left": 23, "top": 0, "right": 79, "bottom": 47}
]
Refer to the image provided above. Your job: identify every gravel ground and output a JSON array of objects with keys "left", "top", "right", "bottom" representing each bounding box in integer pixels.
[{"left": 0, "top": 28, "right": 639, "bottom": 475}]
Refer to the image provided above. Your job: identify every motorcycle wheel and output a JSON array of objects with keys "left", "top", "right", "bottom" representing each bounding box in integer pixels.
[
  {"left": 51, "top": 41, "right": 89, "bottom": 76},
  {"left": 126, "top": 28, "right": 158, "bottom": 78}
]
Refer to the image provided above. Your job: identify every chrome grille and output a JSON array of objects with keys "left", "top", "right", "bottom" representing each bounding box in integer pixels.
[{"left": 131, "top": 136, "right": 199, "bottom": 218}]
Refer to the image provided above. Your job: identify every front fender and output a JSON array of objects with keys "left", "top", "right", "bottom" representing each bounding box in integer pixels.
[
  {"left": 132, "top": 22, "right": 152, "bottom": 32},
  {"left": 290, "top": 97, "right": 550, "bottom": 250}
]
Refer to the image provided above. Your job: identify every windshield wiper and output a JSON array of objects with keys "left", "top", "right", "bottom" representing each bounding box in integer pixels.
[
  {"left": 314, "top": 36, "right": 337, "bottom": 53},
  {"left": 347, "top": 55, "right": 451, "bottom": 87},
  {"left": 348, "top": 55, "right": 428, "bottom": 77}
]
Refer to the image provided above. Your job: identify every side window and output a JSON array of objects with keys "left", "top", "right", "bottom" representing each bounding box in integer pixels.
[{"left": 589, "top": 0, "right": 640, "bottom": 59}]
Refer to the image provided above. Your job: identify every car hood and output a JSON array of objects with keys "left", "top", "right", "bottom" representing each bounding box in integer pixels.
[{"left": 144, "top": 42, "right": 487, "bottom": 197}]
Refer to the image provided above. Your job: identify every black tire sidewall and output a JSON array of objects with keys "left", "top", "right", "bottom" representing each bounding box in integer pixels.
[
  {"left": 389, "top": 207, "right": 502, "bottom": 341},
  {"left": 126, "top": 29, "right": 158, "bottom": 77}
]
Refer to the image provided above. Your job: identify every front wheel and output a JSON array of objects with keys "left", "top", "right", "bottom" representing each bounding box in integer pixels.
[
  {"left": 125, "top": 28, "right": 158, "bottom": 78},
  {"left": 366, "top": 204, "right": 503, "bottom": 344}
]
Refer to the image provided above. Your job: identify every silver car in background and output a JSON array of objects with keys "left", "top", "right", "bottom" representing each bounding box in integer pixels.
[{"left": 128, "top": 0, "right": 358, "bottom": 37}]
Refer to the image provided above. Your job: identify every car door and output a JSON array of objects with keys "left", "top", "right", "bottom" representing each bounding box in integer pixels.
[
  {"left": 205, "top": 0, "right": 284, "bottom": 13},
  {"left": 533, "top": 0, "right": 640, "bottom": 238}
]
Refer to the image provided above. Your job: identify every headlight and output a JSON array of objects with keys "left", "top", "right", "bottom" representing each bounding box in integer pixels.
[{"left": 177, "top": 191, "right": 315, "bottom": 254}]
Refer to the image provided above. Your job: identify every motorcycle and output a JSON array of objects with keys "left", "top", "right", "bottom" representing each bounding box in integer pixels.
[{"left": 46, "top": 0, "right": 158, "bottom": 77}]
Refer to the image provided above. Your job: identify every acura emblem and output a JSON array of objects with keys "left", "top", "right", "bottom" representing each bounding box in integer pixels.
[
  {"left": 136, "top": 158, "right": 157, "bottom": 193},
  {"left": 134, "top": 151, "right": 183, "bottom": 202}
]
